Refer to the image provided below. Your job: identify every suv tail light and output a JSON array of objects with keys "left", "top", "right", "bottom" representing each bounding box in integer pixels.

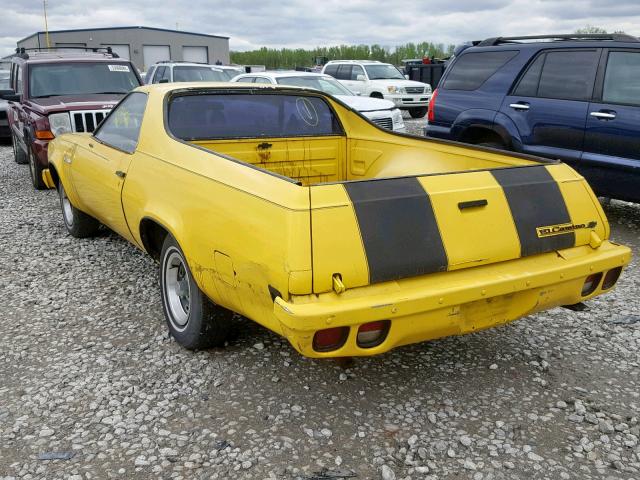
[{"left": 427, "top": 88, "right": 438, "bottom": 123}]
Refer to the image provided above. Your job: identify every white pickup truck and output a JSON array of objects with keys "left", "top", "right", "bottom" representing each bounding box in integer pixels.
[{"left": 322, "top": 60, "right": 432, "bottom": 118}]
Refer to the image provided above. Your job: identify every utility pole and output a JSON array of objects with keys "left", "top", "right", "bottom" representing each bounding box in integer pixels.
[{"left": 43, "top": 0, "right": 51, "bottom": 48}]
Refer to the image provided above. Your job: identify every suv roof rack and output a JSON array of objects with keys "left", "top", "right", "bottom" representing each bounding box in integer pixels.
[
  {"left": 155, "top": 60, "right": 207, "bottom": 65},
  {"left": 14, "top": 46, "right": 120, "bottom": 59},
  {"left": 477, "top": 33, "right": 640, "bottom": 47},
  {"left": 325, "top": 60, "right": 383, "bottom": 64}
]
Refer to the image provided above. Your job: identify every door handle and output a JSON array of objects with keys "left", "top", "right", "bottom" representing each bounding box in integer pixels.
[
  {"left": 509, "top": 103, "right": 530, "bottom": 111},
  {"left": 590, "top": 111, "right": 616, "bottom": 120},
  {"left": 115, "top": 170, "right": 126, "bottom": 178}
]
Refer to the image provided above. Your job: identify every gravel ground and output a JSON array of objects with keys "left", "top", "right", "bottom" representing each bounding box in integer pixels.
[{"left": 0, "top": 130, "right": 638, "bottom": 480}]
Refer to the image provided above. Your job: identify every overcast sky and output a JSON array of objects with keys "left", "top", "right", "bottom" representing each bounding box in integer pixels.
[{"left": 1, "top": 0, "right": 638, "bottom": 58}]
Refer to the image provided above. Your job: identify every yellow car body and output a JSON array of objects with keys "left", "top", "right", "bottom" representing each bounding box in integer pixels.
[{"left": 45, "top": 82, "right": 631, "bottom": 358}]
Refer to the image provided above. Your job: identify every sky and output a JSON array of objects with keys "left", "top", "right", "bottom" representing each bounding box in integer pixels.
[{"left": 1, "top": 0, "right": 639, "bottom": 58}]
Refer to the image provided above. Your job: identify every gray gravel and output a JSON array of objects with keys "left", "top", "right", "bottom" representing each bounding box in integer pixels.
[{"left": 0, "top": 131, "right": 639, "bottom": 480}]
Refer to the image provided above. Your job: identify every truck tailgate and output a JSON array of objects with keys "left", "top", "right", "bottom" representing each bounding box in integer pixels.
[{"left": 310, "top": 164, "right": 606, "bottom": 294}]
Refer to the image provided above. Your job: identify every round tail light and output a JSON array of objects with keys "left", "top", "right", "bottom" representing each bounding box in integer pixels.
[
  {"left": 313, "top": 327, "right": 349, "bottom": 352},
  {"left": 357, "top": 320, "right": 391, "bottom": 348},
  {"left": 602, "top": 267, "right": 622, "bottom": 290},
  {"left": 581, "top": 273, "right": 603, "bottom": 297}
]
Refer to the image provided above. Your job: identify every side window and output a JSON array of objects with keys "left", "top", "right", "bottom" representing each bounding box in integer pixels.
[
  {"left": 146, "top": 67, "right": 156, "bottom": 83},
  {"left": 15, "top": 65, "right": 23, "bottom": 94},
  {"left": 335, "top": 65, "right": 352, "bottom": 80},
  {"left": 324, "top": 64, "right": 338, "bottom": 77},
  {"left": 254, "top": 77, "right": 271, "bottom": 84},
  {"left": 536, "top": 50, "right": 599, "bottom": 101},
  {"left": 152, "top": 66, "right": 164, "bottom": 83},
  {"left": 236, "top": 77, "right": 255, "bottom": 83},
  {"left": 94, "top": 92, "right": 147, "bottom": 153},
  {"left": 444, "top": 51, "right": 518, "bottom": 91},
  {"left": 602, "top": 51, "right": 640, "bottom": 106},
  {"left": 513, "top": 54, "right": 545, "bottom": 97},
  {"left": 351, "top": 65, "right": 365, "bottom": 80}
]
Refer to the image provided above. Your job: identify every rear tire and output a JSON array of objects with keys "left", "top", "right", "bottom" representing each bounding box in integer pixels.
[
  {"left": 28, "top": 148, "right": 47, "bottom": 190},
  {"left": 12, "top": 132, "right": 28, "bottom": 164},
  {"left": 160, "top": 234, "right": 232, "bottom": 350},
  {"left": 409, "top": 107, "right": 428, "bottom": 118},
  {"left": 58, "top": 181, "right": 101, "bottom": 238}
]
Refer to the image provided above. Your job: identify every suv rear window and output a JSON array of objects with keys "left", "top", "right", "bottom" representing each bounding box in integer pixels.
[
  {"left": 29, "top": 62, "right": 140, "bottom": 98},
  {"left": 444, "top": 51, "right": 518, "bottom": 90},
  {"left": 168, "top": 93, "right": 343, "bottom": 140}
]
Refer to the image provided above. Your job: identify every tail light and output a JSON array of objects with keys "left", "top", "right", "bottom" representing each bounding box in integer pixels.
[
  {"left": 35, "top": 130, "right": 55, "bottom": 140},
  {"left": 357, "top": 320, "right": 390, "bottom": 348},
  {"left": 313, "top": 327, "right": 349, "bottom": 352},
  {"left": 427, "top": 88, "right": 438, "bottom": 123},
  {"left": 602, "top": 267, "right": 622, "bottom": 290},
  {"left": 581, "top": 273, "right": 603, "bottom": 297}
]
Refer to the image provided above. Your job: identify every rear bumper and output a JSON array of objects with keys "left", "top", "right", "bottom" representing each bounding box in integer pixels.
[{"left": 274, "top": 241, "right": 631, "bottom": 358}]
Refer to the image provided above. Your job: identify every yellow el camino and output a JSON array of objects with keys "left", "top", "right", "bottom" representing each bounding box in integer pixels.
[{"left": 44, "top": 82, "right": 631, "bottom": 358}]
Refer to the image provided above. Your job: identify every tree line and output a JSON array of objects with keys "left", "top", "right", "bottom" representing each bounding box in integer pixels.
[{"left": 230, "top": 42, "right": 456, "bottom": 69}]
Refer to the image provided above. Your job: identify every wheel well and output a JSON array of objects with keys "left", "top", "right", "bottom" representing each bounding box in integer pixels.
[
  {"left": 460, "top": 127, "right": 508, "bottom": 147},
  {"left": 139, "top": 218, "right": 169, "bottom": 261},
  {"left": 49, "top": 164, "right": 60, "bottom": 188},
  {"left": 370, "top": 92, "right": 384, "bottom": 99}
]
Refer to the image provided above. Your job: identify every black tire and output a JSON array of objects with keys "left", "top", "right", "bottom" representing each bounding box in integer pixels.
[
  {"left": 160, "top": 234, "right": 232, "bottom": 350},
  {"left": 28, "top": 147, "right": 47, "bottom": 190},
  {"left": 370, "top": 92, "right": 384, "bottom": 99},
  {"left": 12, "top": 132, "right": 28, "bottom": 164},
  {"left": 58, "top": 180, "right": 101, "bottom": 238},
  {"left": 477, "top": 141, "right": 506, "bottom": 150},
  {"left": 409, "top": 107, "right": 428, "bottom": 118}
]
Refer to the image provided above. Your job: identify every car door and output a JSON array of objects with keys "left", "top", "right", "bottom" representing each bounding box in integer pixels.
[
  {"left": 342, "top": 65, "right": 366, "bottom": 94},
  {"left": 499, "top": 49, "right": 600, "bottom": 163},
  {"left": 581, "top": 49, "right": 640, "bottom": 201},
  {"left": 10, "top": 63, "right": 26, "bottom": 146},
  {"left": 69, "top": 92, "right": 147, "bottom": 241}
]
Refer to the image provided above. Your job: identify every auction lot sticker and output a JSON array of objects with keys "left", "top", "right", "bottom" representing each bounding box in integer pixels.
[{"left": 108, "top": 65, "right": 130, "bottom": 72}]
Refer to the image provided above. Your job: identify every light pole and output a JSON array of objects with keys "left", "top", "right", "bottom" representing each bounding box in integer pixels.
[{"left": 43, "top": 0, "right": 51, "bottom": 48}]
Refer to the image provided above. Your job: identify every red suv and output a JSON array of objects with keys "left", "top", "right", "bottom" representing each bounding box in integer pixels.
[{"left": 1, "top": 48, "right": 142, "bottom": 189}]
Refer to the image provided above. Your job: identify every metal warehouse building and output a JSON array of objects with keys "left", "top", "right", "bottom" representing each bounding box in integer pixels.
[{"left": 16, "top": 26, "right": 230, "bottom": 72}]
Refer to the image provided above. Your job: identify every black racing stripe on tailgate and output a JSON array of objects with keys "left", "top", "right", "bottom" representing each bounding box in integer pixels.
[
  {"left": 344, "top": 177, "right": 448, "bottom": 284},
  {"left": 492, "top": 166, "right": 575, "bottom": 256}
]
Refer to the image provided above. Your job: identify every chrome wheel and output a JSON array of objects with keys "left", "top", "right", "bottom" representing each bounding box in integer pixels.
[
  {"left": 163, "top": 247, "right": 191, "bottom": 331},
  {"left": 59, "top": 183, "right": 74, "bottom": 228}
]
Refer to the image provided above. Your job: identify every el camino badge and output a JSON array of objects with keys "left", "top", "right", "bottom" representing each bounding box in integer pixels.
[{"left": 536, "top": 221, "right": 597, "bottom": 238}]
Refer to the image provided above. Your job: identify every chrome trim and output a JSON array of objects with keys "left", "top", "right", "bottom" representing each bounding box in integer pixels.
[
  {"left": 590, "top": 111, "right": 616, "bottom": 120},
  {"left": 509, "top": 103, "right": 530, "bottom": 111},
  {"left": 69, "top": 109, "right": 111, "bottom": 133}
]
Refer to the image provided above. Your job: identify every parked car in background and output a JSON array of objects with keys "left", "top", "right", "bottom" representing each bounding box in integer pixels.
[
  {"left": 322, "top": 60, "right": 432, "bottom": 118},
  {"left": 44, "top": 82, "right": 630, "bottom": 358},
  {"left": 1, "top": 48, "right": 142, "bottom": 189},
  {"left": 0, "top": 69, "right": 10, "bottom": 139},
  {"left": 217, "top": 65, "right": 244, "bottom": 80},
  {"left": 145, "top": 61, "right": 226, "bottom": 84},
  {"left": 425, "top": 33, "right": 640, "bottom": 203},
  {"left": 231, "top": 71, "right": 405, "bottom": 132}
]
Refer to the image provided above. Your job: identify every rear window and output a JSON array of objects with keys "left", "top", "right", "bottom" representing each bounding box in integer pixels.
[
  {"left": 444, "top": 51, "right": 518, "bottom": 90},
  {"left": 173, "top": 66, "right": 226, "bottom": 82},
  {"left": 28, "top": 62, "right": 140, "bottom": 98},
  {"left": 168, "top": 93, "right": 343, "bottom": 140}
]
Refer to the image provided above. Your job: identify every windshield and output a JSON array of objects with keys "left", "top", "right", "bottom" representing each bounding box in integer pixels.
[
  {"left": 364, "top": 64, "right": 405, "bottom": 80},
  {"left": 276, "top": 76, "right": 353, "bottom": 96},
  {"left": 29, "top": 62, "right": 140, "bottom": 98},
  {"left": 173, "top": 66, "right": 226, "bottom": 82},
  {"left": 0, "top": 71, "right": 9, "bottom": 89}
]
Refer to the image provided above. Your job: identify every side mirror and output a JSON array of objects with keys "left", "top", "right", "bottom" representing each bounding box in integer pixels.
[
  {"left": 356, "top": 74, "right": 366, "bottom": 82},
  {"left": 404, "top": 74, "right": 410, "bottom": 80},
  {"left": 0, "top": 89, "right": 19, "bottom": 102}
]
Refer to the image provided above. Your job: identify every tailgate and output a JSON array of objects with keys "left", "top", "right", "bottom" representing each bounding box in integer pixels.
[{"left": 310, "top": 164, "right": 606, "bottom": 294}]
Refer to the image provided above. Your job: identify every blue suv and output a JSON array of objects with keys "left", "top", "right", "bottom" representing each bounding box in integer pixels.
[{"left": 425, "top": 34, "right": 640, "bottom": 203}]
